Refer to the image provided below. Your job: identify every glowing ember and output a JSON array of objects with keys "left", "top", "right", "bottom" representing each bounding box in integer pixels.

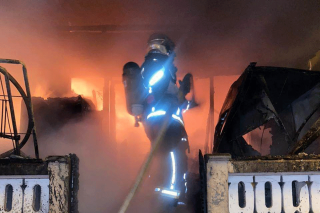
[{"left": 71, "top": 78, "right": 104, "bottom": 111}]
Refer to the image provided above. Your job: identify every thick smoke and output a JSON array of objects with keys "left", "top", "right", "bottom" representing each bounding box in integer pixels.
[{"left": 0, "top": 0, "right": 319, "bottom": 212}]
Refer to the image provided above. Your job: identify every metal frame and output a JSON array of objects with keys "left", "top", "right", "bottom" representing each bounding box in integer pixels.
[{"left": 0, "top": 59, "right": 38, "bottom": 158}]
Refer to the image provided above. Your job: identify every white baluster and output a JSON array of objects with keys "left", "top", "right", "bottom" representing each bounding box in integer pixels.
[
  {"left": 255, "top": 175, "right": 281, "bottom": 213},
  {"left": 229, "top": 176, "right": 254, "bottom": 213},
  {"left": 0, "top": 179, "right": 23, "bottom": 213},
  {"left": 309, "top": 175, "right": 320, "bottom": 213},
  {"left": 23, "top": 178, "right": 49, "bottom": 213},
  {"left": 282, "top": 175, "right": 309, "bottom": 213}
]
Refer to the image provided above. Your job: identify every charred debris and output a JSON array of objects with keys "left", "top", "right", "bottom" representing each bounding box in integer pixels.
[
  {"left": 28, "top": 96, "right": 95, "bottom": 135},
  {"left": 213, "top": 62, "right": 320, "bottom": 158}
]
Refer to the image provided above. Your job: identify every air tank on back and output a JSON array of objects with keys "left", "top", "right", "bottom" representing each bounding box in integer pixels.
[{"left": 122, "top": 62, "right": 146, "bottom": 119}]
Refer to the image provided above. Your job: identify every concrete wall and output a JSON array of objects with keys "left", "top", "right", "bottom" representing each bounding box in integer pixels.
[
  {"left": 0, "top": 154, "right": 79, "bottom": 213},
  {"left": 47, "top": 155, "right": 79, "bottom": 213},
  {"left": 205, "top": 154, "right": 320, "bottom": 213}
]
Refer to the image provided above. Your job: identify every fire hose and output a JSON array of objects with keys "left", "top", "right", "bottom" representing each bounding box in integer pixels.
[{"left": 118, "top": 110, "right": 173, "bottom": 213}]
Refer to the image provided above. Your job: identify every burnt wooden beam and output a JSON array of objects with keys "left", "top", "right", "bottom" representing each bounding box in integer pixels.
[
  {"left": 58, "top": 24, "right": 186, "bottom": 33},
  {"left": 290, "top": 116, "right": 320, "bottom": 154}
]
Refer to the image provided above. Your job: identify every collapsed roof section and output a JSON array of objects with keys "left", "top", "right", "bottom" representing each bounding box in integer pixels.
[{"left": 214, "top": 63, "right": 320, "bottom": 158}]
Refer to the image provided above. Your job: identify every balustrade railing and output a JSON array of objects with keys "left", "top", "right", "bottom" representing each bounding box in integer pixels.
[
  {"left": 0, "top": 154, "right": 79, "bottom": 213},
  {"left": 0, "top": 176, "right": 49, "bottom": 212},
  {"left": 204, "top": 154, "right": 320, "bottom": 213}
]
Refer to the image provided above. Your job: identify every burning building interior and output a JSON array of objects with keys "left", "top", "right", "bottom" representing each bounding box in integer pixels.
[{"left": 0, "top": 0, "right": 319, "bottom": 212}]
